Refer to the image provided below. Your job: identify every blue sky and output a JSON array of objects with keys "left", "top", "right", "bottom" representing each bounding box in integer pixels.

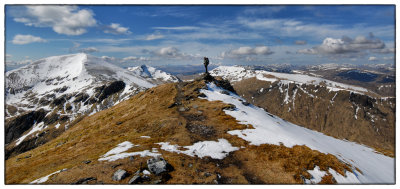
[{"left": 5, "top": 5, "right": 395, "bottom": 70}]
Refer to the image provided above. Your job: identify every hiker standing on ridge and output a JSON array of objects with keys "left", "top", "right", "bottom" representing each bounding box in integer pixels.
[{"left": 204, "top": 57, "right": 209, "bottom": 73}]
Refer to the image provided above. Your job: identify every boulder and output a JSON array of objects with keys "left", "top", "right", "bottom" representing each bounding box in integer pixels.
[
  {"left": 147, "top": 157, "right": 168, "bottom": 175},
  {"left": 128, "top": 175, "right": 141, "bottom": 184},
  {"left": 112, "top": 169, "right": 128, "bottom": 181},
  {"left": 73, "top": 177, "right": 97, "bottom": 184}
]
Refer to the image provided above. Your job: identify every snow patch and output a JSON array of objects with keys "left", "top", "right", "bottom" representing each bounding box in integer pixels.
[
  {"left": 16, "top": 122, "right": 46, "bottom": 146},
  {"left": 158, "top": 139, "right": 238, "bottom": 159},
  {"left": 98, "top": 141, "right": 159, "bottom": 162},
  {"left": 30, "top": 168, "right": 67, "bottom": 184}
]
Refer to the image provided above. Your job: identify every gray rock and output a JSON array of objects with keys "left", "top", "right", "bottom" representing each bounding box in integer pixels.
[
  {"left": 178, "top": 107, "right": 186, "bottom": 112},
  {"left": 147, "top": 157, "right": 168, "bottom": 175},
  {"left": 73, "top": 177, "right": 97, "bottom": 184},
  {"left": 242, "top": 101, "right": 250, "bottom": 106},
  {"left": 82, "top": 160, "right": 91, "bottom": 164},
  {"left": 112, "top": 169, "right": 128, "bottom": 181},
  {"left": 220, "top": 90, "right": 230, "bottom": 95},
  {"left": 192, "top": 104, "right": 199, "bottom": 109},
  {"left": 204, "top": 172, "right": 212, "bottom": 177},
  {"left": 153, "top": 180, "right": 162, "bottom": 184},
  {"left": 128, "top": 175, "right": 141, "bottom": 184}
]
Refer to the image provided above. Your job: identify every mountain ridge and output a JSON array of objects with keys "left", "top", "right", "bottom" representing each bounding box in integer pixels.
[{"left": 5, "top": 75, "right": 394, "bottom": 184}]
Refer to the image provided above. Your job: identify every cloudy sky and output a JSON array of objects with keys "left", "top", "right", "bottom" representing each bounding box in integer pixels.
[{"left": 5, "top": 5, "right": 395, "bottom": 70}]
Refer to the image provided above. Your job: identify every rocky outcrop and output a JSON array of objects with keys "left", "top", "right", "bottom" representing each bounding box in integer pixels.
[
  {"left": 147, "top": 157, "right": 168, "bottom": 175},
  {"left": 112, "top": 169, "right": 128, "bottom": 181},
  {"left": 5, "top": 109, "right": 47, "bottom": 144},
  {"left": 96, "top": 81, "right": 126, "bottom": 102}
]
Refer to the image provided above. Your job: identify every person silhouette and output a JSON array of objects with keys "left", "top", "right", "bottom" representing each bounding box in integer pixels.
[{"left": 204, "top": 57, "right": 209, "bottom": 73}]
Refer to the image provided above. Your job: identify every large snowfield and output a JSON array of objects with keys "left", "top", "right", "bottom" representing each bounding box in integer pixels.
[{"left": 199, "top": 82, "right": 394, "bottom": 184}]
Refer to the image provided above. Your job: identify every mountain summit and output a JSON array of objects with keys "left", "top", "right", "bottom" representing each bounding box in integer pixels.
[{"left": 5, "top": 53, "right": 175, "bottom": 159}]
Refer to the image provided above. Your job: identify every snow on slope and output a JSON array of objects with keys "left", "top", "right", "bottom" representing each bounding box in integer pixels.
[
  {"left": 6, "top": 53, "right": 154, "bottom": 105},
  {"left": 199, "top": 83, "right": 394, "bottom": 184},
  {"left": 157, "top": 139, "right": 238, "bottom": 159},
  {"left": 127, "top": 65, "right": 180, "bottom": 83},
  {"left": 210, "top": 66, "right": 368, "bottom": 93},
  {"left": 5, "top": 53, "right": 157, "bottom": 146}
]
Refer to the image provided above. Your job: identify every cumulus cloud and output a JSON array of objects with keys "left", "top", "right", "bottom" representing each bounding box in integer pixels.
[
  {"left": 294, "top": 40, "right": 307, "bottom": 45},
  {"left": 12, "top": 34, "right": 47, "bottom": 45},
  {"left": 368, "top": 56, "right": 378, "bottom": 61},
  {"left": 103, "top": 23, "right": 131, "bottom": 35},
  {"left": 122, "top": 56, "right": 150, "bottom": 62},
  {"left": 79, "top": 47, "right": 99, "bottom": 53},
  {"left": 297, "top": 34, "right": 385, "bottom": 56},
  {"left": 145, "top": 34, "right": 164, "bottom": 40},
  {"left": 12, "top": 6, "right": 96, "bottom": 35},
  {"left": 151, "top": 46, "right": 199, "bottom": 60},
  {"left": 101, "top": 56, "right": 118, "bottom": 62},
  {"left": 221, "top": 46, "right": 273, "bottom": 59}
]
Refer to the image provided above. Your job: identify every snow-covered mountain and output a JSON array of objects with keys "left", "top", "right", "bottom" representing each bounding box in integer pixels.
[
  {"left": 5, "top": 53, "right": 177, "bottom": 158},
  {"left": 210, "top": 66, "right": 395, "bottom": 154},
  {"left": 210, "top": 66, "right": 369, "bottom": 93},
  {"left": 127, "top": 65, "right": 180, "bottom": 84}
]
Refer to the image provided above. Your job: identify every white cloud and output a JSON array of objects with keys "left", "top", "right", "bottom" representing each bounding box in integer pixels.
[
  {"left": 297, "top": 34, "right": 385, "bottom": 55},
  {"left": 103, "top": 23, "right": 131, "bottom": 35},
  {"left": 101, "top": 56, "right": 118, "bottom": 63},
  {"left": 221, "top": 46, "right": 273, "bottom": 59},
  {"left": 12, "top": 34, "right": 47, "bottom": 45},
  {"left": 122, "top": 56, "right": 150, "bottom": 62},
  {"left": 145, "top": 34, "right": 164, "bottom": 40},
  {"left": 238, "top": 17, "right": 394, "bottom": 39},
  {"left": 152, "top": 46, "right": 199, "bottom": 60},
  {"left": 12, "top": 6, "right": 96, "bottom": 35},
  {"left": 152, "top": 26, "right": 199, "bottom": 30},
  {"left": 368, "top": 56, "right": 378, "bottom": 61},
  {"left": 79, "top": 47, "right": 99, "bottom": 53},
  {"left": 6, "top": 54, "right": 12, "bottom": 59}
]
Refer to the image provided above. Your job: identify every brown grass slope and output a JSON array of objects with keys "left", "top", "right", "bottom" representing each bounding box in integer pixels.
[
  {"left": 232, "top": 77, "right": 395, "bottom": 155},
  {"left": 6, "top": 76, "right": 353, "bottom": 184}
]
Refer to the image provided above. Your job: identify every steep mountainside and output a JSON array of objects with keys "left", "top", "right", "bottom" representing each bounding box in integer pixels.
[
  {"left": 5, "top": 53, "right": 176, "bottom": 159},
  {"left": 210, "top": 66, "right": 395, "bottom": 153},
  {"left": 5, "top": 75, "right": 393, "bottom": 184}
]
